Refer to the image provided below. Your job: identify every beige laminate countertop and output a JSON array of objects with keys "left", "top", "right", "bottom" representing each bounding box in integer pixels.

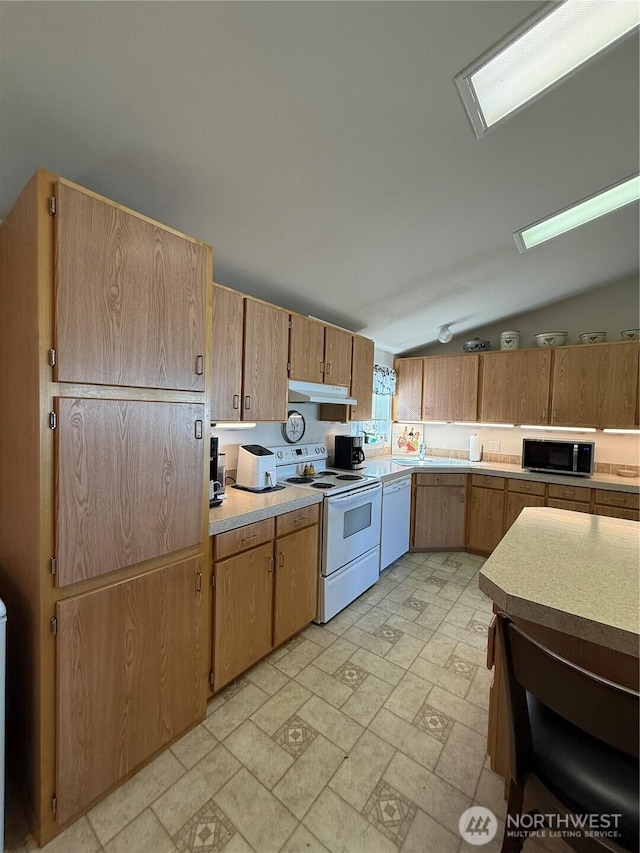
[
  {"left": 209, "top": 486, "right": 323, "bottom": 536},
  {"left": 479, "top": 506, "right": 640, "bottom": 657},
  {"left": 360, "top": 457, "right": 640, "bottom": 493}
]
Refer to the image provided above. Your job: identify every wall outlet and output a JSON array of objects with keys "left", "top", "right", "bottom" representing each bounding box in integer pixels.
[{"left": 488, "top": 440, "right": 501, "bottom": 452}]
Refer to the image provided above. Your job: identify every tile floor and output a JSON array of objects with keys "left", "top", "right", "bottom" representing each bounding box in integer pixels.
[{"left": 6, "top": 551, "right": 560, "bottom": 853}]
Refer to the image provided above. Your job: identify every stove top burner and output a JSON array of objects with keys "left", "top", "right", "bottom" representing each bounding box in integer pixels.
[
  {"left": 312, "top": 481, "right": 336, "bottom": 489},
  {"left": 316, "top": 470, "right": 333, "bottom": 476},
  {"left": 335, "top": 474, "right": 363, "bottom": 481},
  {"left": 287, "top": 476, "right": 313, "bottom": 484}
]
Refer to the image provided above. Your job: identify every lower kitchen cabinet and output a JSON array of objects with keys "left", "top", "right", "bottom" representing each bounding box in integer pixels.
[
  {"left": 412, "top": 474, "right": 466, "bottom": 549},
  {"left": 274, "top": 524, "right": 319, "bottom": 645},
  {"left": 56, "top": 557, "right": 206, "bottom": 825},
  {"left": 467, "top": 476, "right": 505, "bottom": 555},
  {"left": 592, "top": 488, "right": 640, "bottom": 521},
  {"left": 504, "top": 478, "right": 546, "bottom": 533},
  {"left": 211, "top": 505, "right": 320, "bottom": 690}
]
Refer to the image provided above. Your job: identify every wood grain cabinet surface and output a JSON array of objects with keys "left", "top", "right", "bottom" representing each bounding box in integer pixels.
[
  {"left": 422, "top": 354, "right": 479, "bottom": 422},
  {"left": 480, "top": 349, "right": 551, "bottom": 424},
  {"left": 274, "top": 524, "right": 319, "bottom": 646},
  {"left": 394, "top": 358, "right": 424, "bottom": 422},
  {"left": 412, "top": 481, "right": 466, "bottom": 549},
  {"left": 211, "top": 284, "right": 244, "bottom": 421},
  {"left": 467, "top": 485, "right": 505, "bottom": 554},
  {"left": 323, "top": 325, "right": 353, "bottom": 386},
  {"left": 288, "top": 315, "right": 326, "bottom": 383},
  {"left": 55, "top": 181, "right": 206, "bottom": 391},
  {"left": 56, "top": 558, "right": 206, "bottom": 824},
  {"left": 243, "top": 298, "right": 290, "bottom": 422},
  {"left": 349, "top": 335, "right": 375, "bottom": 421}
]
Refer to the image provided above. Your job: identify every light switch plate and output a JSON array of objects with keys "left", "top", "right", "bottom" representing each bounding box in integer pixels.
[{"left": 489, "top": 440, "right": 501, "bottom": 452}]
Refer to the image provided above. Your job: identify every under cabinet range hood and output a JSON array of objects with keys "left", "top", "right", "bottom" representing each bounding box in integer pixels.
[{"left": 288, "top": 380, "right": 357, "bottom": 406}]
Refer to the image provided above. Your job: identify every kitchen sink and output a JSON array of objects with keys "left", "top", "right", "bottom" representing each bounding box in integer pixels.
[{"left": 391, "top": 457, "right": 470, "bottom": 466}]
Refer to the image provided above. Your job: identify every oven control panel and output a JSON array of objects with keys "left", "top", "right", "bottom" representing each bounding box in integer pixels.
[{"left": 270, "top": 444, "right": 327, "bottom": 466}]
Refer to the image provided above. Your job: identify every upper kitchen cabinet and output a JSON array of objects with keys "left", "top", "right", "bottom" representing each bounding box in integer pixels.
[
  {"left": 550, "top": 341, "right": 639, "bottom": 428},
  {"left": 349, "top": 335, "right": 375, "bottom": 421},
  {"left": 289, "top": 315, "right": 325, "bottom": 383},
  {"left": 243, "top": 297, "right": 289, "bottom": 421},
  {"left": 289, "top": 314, "right": 352, "bottom": 387},
  {"left": 480, "top": 349, "right": 551, "bottom": 424},
  {"left": 393, "top": 357, "right": 423, "bottom": 421},
  {"left": 423, "top": 354, "right": 479, "bottom": 422},
  {"left": 54, "top": 180, "right": 207, "bottom": 391},
  {"left": 324, "top": 325, "right": 352, "bottom": 386},
  {"left": 211, "top": 284, "right": 244, "bottom": 421}
]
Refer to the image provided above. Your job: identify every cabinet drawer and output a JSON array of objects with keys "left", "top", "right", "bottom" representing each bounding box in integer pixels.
[
  {"left": 414, "top": 473, "right": 467, "bottom": 486},
  {"left": 593, "top": 489, "right": 639, "bottom": 510},
  {"left": 593, "top": 505, "right": 640, "bottom": 521},
  {"left": 548, "top": 483, "right": 591, "bottom": 503},
  {"left": 507, "top": 478, "right": 546, "bottom": 497},
  {"left": 214, "top": 518, "right": 274, "bottom": 560},
  {"left": 276, "top": 503, "right": 320, "bottom": 537},
  {"left": 547, "top": 499, "right": 591, "bottom": 514},
  {"left": 471, "top": 474, "right": 505, "bottom": 490}
]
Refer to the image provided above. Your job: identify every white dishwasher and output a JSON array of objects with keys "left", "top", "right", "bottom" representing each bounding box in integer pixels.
[{"left": 380, "top": 476, "right": 412, "bottom": 570}]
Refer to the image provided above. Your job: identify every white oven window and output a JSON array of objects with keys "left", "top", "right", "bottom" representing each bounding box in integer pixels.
[{"left": 343, "top": 503, "right": 372, "bottom": 539}]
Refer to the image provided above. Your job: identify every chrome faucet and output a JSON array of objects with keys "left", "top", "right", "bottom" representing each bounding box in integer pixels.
[{"left": 418, "top": 443, "right": 427, "bottom": 460}]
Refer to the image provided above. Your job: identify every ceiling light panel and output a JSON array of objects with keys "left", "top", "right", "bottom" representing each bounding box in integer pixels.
[
  {"left": 513, "top": 173, "right": 640, "bottom": 251},
  {"left": 456, "top": 0, "right": 640, "bottom": 137}
]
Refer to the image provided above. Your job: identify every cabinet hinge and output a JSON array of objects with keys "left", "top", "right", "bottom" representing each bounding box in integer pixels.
[
  {"left": 50, "top": 556, "right": 57, "bottom": 575},
  {"left": 287, "top": 362, "right": 291, "bottom": 372},
  {"left": 48, "top": 197, "right": 56, "bottom": 216},
  {"left": 288, "top": 320, "right": 292, "bottom": 329},
  {"left": 209, "top": 672, "right": 214, "bottom": 687},
  {"left": 48, "top": 348, "right": 56, "bottom": 367},
  {"left": 50, "top": 616, "right": 57, "bottom": 635},
  {"left": 48, "top": 411, "right": 57, "bottom": 430},
  {"left": 51, "top": 794, "right": 57, "bottom": 814}
]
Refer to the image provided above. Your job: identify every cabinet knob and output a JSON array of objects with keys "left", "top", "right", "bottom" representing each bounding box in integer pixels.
[
  {"left": 267, "top": 555, "right": 274, "bottom": 573},
  {"left": 245, "top": 395, "right": 251, "bottom": 410},
  {"left": 195, "top": 355, "right": 204, "bottom": 375},
  {"left": 232, "top": 394, "right": 240, "bottom": 410}
]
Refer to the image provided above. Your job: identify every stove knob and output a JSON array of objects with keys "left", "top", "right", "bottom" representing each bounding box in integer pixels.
[{"left": 277, "top": 451, "right": 283, "bottom": 459}]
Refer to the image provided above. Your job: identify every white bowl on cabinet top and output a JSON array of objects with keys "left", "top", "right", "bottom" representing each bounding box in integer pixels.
[
  {"left": 535, "top": 332, "right": 568, "bottom": 348},
  {"left": 579, "top": 332, "right": 607, "bottom": 344}
]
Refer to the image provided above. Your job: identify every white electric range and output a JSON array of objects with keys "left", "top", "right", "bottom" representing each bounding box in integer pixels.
[{"left": 269, "top": 443, "right": 382, "bottom": 623}]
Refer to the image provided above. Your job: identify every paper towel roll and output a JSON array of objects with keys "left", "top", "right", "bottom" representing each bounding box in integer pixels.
[{"left": 469, "top": 434, "right": 481, "bottom": 462}]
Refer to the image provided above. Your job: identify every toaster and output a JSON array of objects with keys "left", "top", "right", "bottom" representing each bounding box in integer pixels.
[{"left": 236, "top": 444, "right": 278, "bottom": 492}]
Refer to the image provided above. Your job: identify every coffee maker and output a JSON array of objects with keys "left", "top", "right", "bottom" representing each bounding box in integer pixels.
[
  {"left": 209, "top": 437, "right": 226, "bottom": 507},
  {"left": 334, "top": 435, "right": 366, "bottom": 470}
]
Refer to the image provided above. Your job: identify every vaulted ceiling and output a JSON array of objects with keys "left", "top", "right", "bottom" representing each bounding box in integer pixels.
[{"left": 1, "top": 2, "right": 638, "bottom": 353}]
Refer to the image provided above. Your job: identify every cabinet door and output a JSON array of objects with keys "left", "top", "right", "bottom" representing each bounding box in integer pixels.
[
  {"left": 212, "top": 285, "right": 243, "bottom": 421},
  {"left": 593, "top": 505, "right": 640, "bottom": 521},
  {"left": 55, "top": 181, "right": 206, "bottom": 391},
  {"left": 243, "top": 299, "right": 289, "bottom": 421},
  {"left": 274, "top": 525, "right": 319, "bottom": 645},
  {"left": 551, "top": 342, "right": 639, "bottom": 428},
  {"left": 423, "top": 355, "right": 479, "bottom": 421},
  {"left": 56, "top": 398, "right": 204, "bottom": 587},
  {"left": 480, "top": 350, "right": 551, "bottom": 424},
  {"left": 350, "top": 335, "right": 375, "bottom": 421},
  {"left": 505, "top": 493, "right": 545, "bottom": 533},
  {"left": 324, "top": 326, "right": 352, "bottom": 386},
  {"left": 467, "top": 487, "right": 505, "bottom": 554},
  {"left": 56, "top": 557, "right": 206, "bottom": 825},
  {"left": 213, "top": 542, "right": 274, "bottom": 689},
  {"left": 413, "top": 486, "right": 466, "bottom": 549},
  {"left": 394, "top": 358, "right": 424, "bottom": 421},
  {"left": 289, "top": 315, "right": 325, "bottom": 383}
]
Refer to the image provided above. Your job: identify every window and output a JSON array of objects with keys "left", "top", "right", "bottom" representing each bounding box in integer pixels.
[{"left": 362, "top": 393, "right": 392, "bottom": 445}]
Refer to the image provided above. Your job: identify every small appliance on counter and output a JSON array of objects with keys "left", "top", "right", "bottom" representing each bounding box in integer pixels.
[
  {"left": 334, "top": 435, "right": 366, "bottom": 470},
  {"left": 235, "top": 444, "right": 283, "bottom": 493},
  {"left": 522, "top": 438, "right": 595, "bottom": 477},
  {"left": 209, "top": 437, "right": 226, "bottom": 507}
]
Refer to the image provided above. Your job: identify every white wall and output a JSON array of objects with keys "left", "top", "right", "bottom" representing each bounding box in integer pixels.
[{"left": 411, "top": 275, "right": 639, "bottom": 356}]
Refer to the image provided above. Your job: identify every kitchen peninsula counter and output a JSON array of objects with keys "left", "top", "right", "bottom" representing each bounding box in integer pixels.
[
  {"left": 209, "top": 486, "right": 322, "bottom": 536},
  {"left": 479, "top": 506, "right": 640, "bottom": 657}
]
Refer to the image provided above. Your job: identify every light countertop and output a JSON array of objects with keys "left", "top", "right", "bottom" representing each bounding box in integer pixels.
[
  {"left": 479, "top": 506, "right": 640, "bottom": 657},
  {"left": 209, "top": 487, "right": 322, "bottom": 536}
]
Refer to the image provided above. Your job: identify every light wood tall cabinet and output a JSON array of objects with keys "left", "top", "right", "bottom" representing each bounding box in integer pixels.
[
  {"left": 289, "top": 315, "right": 326, "bottom": 383},
  {"left": 0, "top": 170, "right": 212, "bottom": 845},
  {"left": 348, "top": 335, "right": 375, "bottom": 421},
  {"left": 211, "top": 284, "right": 244, "bottom": 421},
  {"left": 480, "top": 349, "right": 551, "bottom": 424},
  {"left": 394, "top": 358, "right": 424, "bottom": 421}
]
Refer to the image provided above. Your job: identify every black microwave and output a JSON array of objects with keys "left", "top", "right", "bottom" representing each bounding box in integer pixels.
[{"left": 522, "top": 439, "right": 595, "bottom": 477}]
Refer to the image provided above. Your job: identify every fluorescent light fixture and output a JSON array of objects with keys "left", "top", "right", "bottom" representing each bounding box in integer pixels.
[
  {"left": 514, "top": 174, "right": 640, "bottom": 252},
  {"left": 423, "top": 421, "right": 450, "bottom": 425},
  {"left": 454, "top": 422, "right": 515, "bottom": 429},
  {"left": 212, "top": 422, "right": 257, "bottom": 430},
  {"left": 521, "top": 425, "right": 597, "bottom": 432},
  {"left": 602, "top": 428, "right": 640, "bottom": 434},
  {"left": 456, "top": 0, "right": 640, "bottom": 138}
]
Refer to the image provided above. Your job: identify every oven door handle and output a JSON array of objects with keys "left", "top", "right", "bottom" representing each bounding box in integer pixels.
[{"left": 326, "top": 482, "right": 382, "bottom": 505}]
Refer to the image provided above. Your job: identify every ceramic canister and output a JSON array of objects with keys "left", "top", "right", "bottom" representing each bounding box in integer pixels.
[{"left": 500, "top": 329, "right": 520, "bottom": 350}]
